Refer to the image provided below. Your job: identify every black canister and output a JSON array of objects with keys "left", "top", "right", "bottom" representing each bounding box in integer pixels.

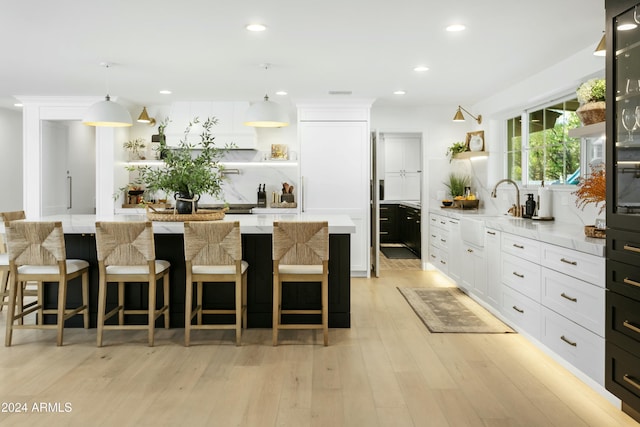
[{"left": 524, "top": 193, "right": 536, "bottom": 218}]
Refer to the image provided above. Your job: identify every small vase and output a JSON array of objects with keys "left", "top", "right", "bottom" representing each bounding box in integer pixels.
[{"left": 174, "top": 193, "right": 199, "bottom": 214}]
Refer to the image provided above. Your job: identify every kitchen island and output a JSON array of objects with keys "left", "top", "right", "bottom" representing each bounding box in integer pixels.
[{"left": 8, "top": 213, "right": 355, "bottom": 329}]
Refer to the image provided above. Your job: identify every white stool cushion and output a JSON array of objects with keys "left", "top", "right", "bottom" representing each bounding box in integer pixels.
[
  {"left": 278, "top": 264, "right": 324, "bottom": 275},
  {"left": 192, "top": 260, "right": 248, "bottom": 275},
  {"left": 105, "top": 260, "right": 170, "bottom": 275},
  {"left": 0, "top": 253, "right": 8, "bottom": 267},
  {"left": 17, "top": 259, "right": 89, "bottom": 275}
]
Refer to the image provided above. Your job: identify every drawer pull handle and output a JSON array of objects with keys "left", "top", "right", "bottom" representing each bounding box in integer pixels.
[
  {"left": 624, "top": 277, "right": 640, "bottom": 288},
  {"left": 380, "top": 231, "right": 388, "bottom": 235},
  {"left": 624, "top": 244, "right": 640, "bottom": 254},
  {"left": 623, "top": 320, "right": 640, "bottom": 335},
  {"left": 512, "top": 271, "right": 524, "bottom": 278},
  {"left": 440, "top": 239, "right": 447, "bottom": 243},
  {"left": 380, "top": 218, "right": 388, "bottom": 221},
  {"left": 560, "top": 258, "right": 577, "bottom": 266},
  {"left": 512, "top": 306, "right": 524, "bottom": 314},
  {"left": 487, "top": 231, "right": 496, "bottom": 235},
  {"left": 440, "top": 221, "right": 446, "bottom": 225},
  {"left": 560, "top": 293, "right": 577, "bottom": 302},
  {"left": 430, "top": 254, "right": 436, "bottom": 259},
  {"left": 431, "top": 234, "right": 437, "bottom": 238},
  {"left": 467, "top": 249, "right": 474, "bottom": 253},
  {"left": 449, "top": 220, "right": 457, "bottom": 224},
  {"left": 560, "top": 335, "right": 577, "bottom": 347},
  {"left": 513, "top": 244, "right": 525, "bottom": 249},
  {"left": 440, "top": 260, "right": 447, "bottom": 265},
  {"left": 623, "top": 375, "right": 640, "bottom": 391}
]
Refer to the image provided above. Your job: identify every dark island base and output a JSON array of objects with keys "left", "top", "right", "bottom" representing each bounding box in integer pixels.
[{"left": 41, "top": 233, "right": 351, "bottom": 329}]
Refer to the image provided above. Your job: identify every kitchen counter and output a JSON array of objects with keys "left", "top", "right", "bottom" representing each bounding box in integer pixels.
[
  {"left": 430, "top": 207, "right": 605, "bottom": 257},
  {"left": 381, "top": 200, "right": 421, "bottom": 210}
]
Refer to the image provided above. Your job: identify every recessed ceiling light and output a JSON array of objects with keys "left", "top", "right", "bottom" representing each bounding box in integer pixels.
[
  {"left": 414, "top": 65, "right": 429, "bottom": 72},
  {"left": 14, "top": 103, "right": 22, "bottom": 107},
  {"left": 393, "top": 90, "right": 406, "bottom": 95},
  {"left": 275, "top": 91, "right": 288, "bottom": 96},
  {"left": 446, "top": 24, "right": 466, "bottom": 32},
  {"left": 159, "top": 90, "right": 172, "bottom": 95},
  {"left": 246, "top": 23, "right": 267, "bottom": 32}
]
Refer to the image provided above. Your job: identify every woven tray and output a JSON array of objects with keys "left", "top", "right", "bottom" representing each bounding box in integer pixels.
[
  {"left": 146, "top": 206, "right": 227, "bottom": 222},
  {"left": 584, "top": 225, "right": 605, "bottom": 239}
]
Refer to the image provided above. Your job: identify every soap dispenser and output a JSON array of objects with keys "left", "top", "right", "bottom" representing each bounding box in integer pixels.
[{"left": 524, "top": 193, "right": 536, "bottom": 218}]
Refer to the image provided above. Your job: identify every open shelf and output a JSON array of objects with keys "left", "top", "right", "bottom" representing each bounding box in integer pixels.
[
  {"left": 454, "top": 151, "right": 489, "bottom": 160},
  {"left": 568, "top": 121, "right": 605, "bottom": 138}
]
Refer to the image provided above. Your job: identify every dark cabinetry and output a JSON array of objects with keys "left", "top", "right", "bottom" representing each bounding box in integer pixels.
[
  {"left": 379, "top": 203, "right": 421, "bottom": 257},
  {"left": 379, "top": 204, "right": 398, "bottom": 243},
  {"left": 605, "top": 1, "right": 640, "bottom": 422}
]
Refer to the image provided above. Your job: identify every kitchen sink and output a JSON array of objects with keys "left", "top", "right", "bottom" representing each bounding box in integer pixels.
[{"left": 460, "top": 217, "right": 485, "bottom": 247}]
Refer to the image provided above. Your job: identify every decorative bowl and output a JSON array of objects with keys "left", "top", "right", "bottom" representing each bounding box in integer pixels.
[{"left": 442, "top": 200, "right": 453, "bottom": 207}]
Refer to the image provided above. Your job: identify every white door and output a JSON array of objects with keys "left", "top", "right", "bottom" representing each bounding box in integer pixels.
[{"left": 41, "top": 120, "right": 96, "bottom": 215}]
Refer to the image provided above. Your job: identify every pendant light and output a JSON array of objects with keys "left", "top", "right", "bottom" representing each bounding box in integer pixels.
[
  {"left": 244, "top": 64, "right": 289, "bottom": 128},
  {"left": 83, "top": 63, "right": 132, "bottom": 127}
]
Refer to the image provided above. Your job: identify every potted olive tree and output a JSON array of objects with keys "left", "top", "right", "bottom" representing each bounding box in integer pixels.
[{"left": 137, "top": 117, "right": 227, "bottom": 214}]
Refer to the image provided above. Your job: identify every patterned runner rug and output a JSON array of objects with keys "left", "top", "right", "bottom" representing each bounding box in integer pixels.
[{"left": 398, "top": 287, "right": 515, "bottom": 333}]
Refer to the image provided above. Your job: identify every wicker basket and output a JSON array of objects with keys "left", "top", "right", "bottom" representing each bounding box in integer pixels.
[
  {"left": 453, "top": 199, "right": 480, "bottom": 210},
  {"left": 146, "top": 206, "right": 227, "bottom": 222},
  {"left": 584, "top": 225, "right": 605, "bottom": 239},
  {"left": 576, "top": 102, "right": 606, "bottom": 126}
]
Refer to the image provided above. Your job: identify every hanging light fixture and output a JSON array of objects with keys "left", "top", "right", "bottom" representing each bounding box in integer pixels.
[
  {"left": 244, "top": 64, "right": 289, "bottom": 128},
  {"left": 594, "top": 33, "right": 606, "bottom": 56},
  {"left": 83, "top": 63, "right": 132, "bottom": 127},
  {"left": 453, "top": 105, "right": 482, "bottom": 124},
  {"left": 137, "top": 106, "right": 156, "bottom": 126}
]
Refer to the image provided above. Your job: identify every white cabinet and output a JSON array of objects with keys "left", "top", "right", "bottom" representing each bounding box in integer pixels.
[
  {"left": 165, "top": 101, "right": 257, "bottom": 149},
  {"left": 485, "top": 228, "right": 501, "bottom": 309},
  {"left": 428, "top": 213, "right": 450, "bottom": 275},
  {"left": 383, "top": 134, "right": 421, "bottom": 200},
  {"left": 461, "top": 242, "right": 486, "bottom": 298},
  {"left": 502, "top": 284, "right": 541, "bottom": 338},
  {"left": 298, "top": 101, "right": 372, "bottom": 276},
  {"left": 447, "top": 218, "right": 461, "bottom": 283}
]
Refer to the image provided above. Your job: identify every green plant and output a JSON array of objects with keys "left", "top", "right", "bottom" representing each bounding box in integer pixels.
[
  {"left": 136, "top": 117, "right": 228, "bottom": 199},
  {"left": 576, "top": 78, "right": 606, "bottom": 104},
  {"left": 444, "top": 173, "right": 471, "bottom": 198},
  {"left": 446, "top": 141, "right": 468, "bottom": 162}
]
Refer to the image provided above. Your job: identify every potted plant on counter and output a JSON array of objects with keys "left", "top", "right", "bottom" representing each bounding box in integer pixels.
[
  {"left": 137, "top": 117, "right": 228, "bottom": 214},
  {"left": 444, "top": 173, "right": 471, "bottom": 207},
  {"left": 576, "top": 78, "right": 606, "bottom": 126}
]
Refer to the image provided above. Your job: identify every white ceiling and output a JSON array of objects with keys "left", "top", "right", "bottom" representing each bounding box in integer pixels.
[{"left": 0, "top": 0, "right": 605, "bottom": 111}]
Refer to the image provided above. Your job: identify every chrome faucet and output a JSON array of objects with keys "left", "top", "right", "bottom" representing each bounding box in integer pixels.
[{"left": 491, "top": 179, "right": 521, "bottom": 217}]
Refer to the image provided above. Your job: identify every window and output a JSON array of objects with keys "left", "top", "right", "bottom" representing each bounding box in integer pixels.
[{"left": 506, "top": 96, "right": 581, "bottom": 186}]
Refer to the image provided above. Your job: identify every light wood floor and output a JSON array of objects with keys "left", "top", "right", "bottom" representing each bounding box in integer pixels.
[{"left": 0, "top": 269, "right": 636, "bottom": 427}]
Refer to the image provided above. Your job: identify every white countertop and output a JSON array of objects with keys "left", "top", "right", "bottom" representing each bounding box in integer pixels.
[
  {"left": 430, "top": 207, "right": 605, "bottom": 257},
  {"left": 2, "top": 213, "right": 356, "bottom": 235},
  {"left": 380, "top": 200, "right": 421, "bottom": 209}
]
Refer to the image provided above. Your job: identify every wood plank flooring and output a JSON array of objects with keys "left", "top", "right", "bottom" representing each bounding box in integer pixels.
[{"left": 0, "top": 268, "right": 636, "bottom": 426}]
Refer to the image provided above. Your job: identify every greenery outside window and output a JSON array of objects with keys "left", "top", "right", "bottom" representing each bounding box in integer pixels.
[{"left": 506, "top": 96, "right": 581, "bottom": 186}]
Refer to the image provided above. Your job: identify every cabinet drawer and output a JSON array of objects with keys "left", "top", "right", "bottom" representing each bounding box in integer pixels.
[
  {"left": 608, "top": 260, "right": 640, "bottom": 302},
  {"left": 541, "top": 242, "right": 605, "bottom": 286},
  {"left": 607, "top": 228, "right": 640, "bottom": 266},
  {"left": 541, "top": 307, "right": 604, "bottom": 385},
  {"left": 606, "top": 341, "right": 640, "bottom": 410},
  {"left": 607, "top": 290, "right": 640, "bottom": 355},
  {"left": 502, "top": 233, "right": 541, "bottom": 263},
  {"left": 502, "top": 252, "right": 541, "bottom": 302},
  {"left": 541, "top": 267, "right": 605, "bottom": 337},
  {"left": 501, "top": 285, "right": 540, "bottom": 338}
]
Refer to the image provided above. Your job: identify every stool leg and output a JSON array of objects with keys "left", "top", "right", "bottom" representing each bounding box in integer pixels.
[
  {"left": 322, "top": 275, "right": 329, "bottom": 346},
  {"left": 184, "top": 272, "right": 193, "bottom": 347},
  {"left": 5, "top": 271, "right": 17, "bottom": 346},
  {"left": 82, "top": 272, "right": 89, "bottom": 329},
  {"left": 272, "top": 275, "right": 280, "bottom": 346},
  {"left": 56, "top": 278, "right": 67, "bottom": 346},
  {"left": 0, "top": 270, "right": 8, "bottom": 312},
  {"left": 37, "top": 282, "right": 44, "bottom": 325},
  {"left": 235, "top": 276, "right": 242, "bottom": 346},
  {"left": 148, "top": 278, "right": 156, "bottom": 347},
  {"left": 16, "top": 280, "right": 23, "bottom": 326},
  {"left": 163, "top": 272, "right": 170, "bottom": 329},
  {"left": 97, "top": 276, "right": 107, "bottom": 347},
  {"left": 196, "top": 282, "right": 203, "bottom": 325},
  {"left": 118, "top": 282, "right": 125, "bottom": 325},
  {"left": 242, "top": 272, "right": 248, "bottom": 329}
]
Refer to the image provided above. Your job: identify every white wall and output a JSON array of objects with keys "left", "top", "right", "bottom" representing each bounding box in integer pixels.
[{"left": 0, "top": 108, "right": 23, "bottom": 212}]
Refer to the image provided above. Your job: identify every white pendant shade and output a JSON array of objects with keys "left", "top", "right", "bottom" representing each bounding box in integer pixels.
[
  {"left": 83, "top": 95, "right": 133, "bottom": 127},
  {"left": 244, "top": 95, "right": 289, "bottom": 128}
]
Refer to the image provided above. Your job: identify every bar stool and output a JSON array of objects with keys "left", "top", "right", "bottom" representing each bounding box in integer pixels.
[
  {"left": 4, "top": 221, "right": 89, "bottom": 346},
  {"left": 95, "top": 221, "right": 170, "bottom": 347},
  {"left": 0, "top": 211, "right": 40, "bottom": 317},
  {"left": 183, "top": 221, "right": 248, "bottom": 346},
  {"left": 272, "top": 221, "right": 329, "bottom": 346}
]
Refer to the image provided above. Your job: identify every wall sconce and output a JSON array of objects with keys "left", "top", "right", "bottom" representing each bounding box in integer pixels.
[
  {"left": 453, "top": 105, "right": 482, "bottom": 124},
  {"left": 137, "top": 106, "right": 156, "bottom": 126}
]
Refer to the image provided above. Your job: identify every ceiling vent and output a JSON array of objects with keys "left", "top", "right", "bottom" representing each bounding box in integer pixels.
[{"left": 328, "top": 90, "right": 352, "bottom": 95}]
